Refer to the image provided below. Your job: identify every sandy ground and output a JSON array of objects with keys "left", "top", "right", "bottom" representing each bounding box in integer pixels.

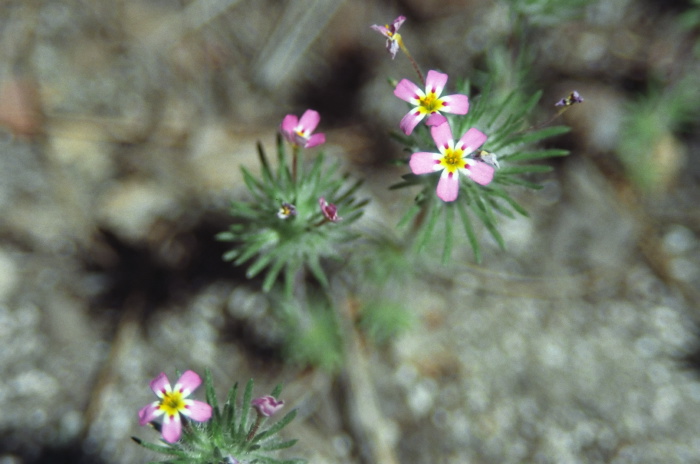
[{"left": 1, "top": 0, "right": 700, "bottom": 463}]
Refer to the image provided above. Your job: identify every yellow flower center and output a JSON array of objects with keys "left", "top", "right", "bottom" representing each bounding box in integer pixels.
[
  {"left": 418, "top": 93, "right": 443, "bottom": 114},
  {"left": 159, "top": 390, "right": 186, "bottom": 417},
  {"left": 440, "top": 148, "right": 466, "bottom": 172}
]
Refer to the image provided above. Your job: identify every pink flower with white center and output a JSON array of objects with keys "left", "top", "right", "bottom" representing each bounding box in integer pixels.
[
  {"left": 280, "top": 109, "right": 326, "bottom": 148},
  {"left": 252, "top": 395, "right": 285, "bottom": 417},
  {"left": 138, "top": 370, "right": 212, "bottom": 443},
  {"left": 394, "top": 70, "right": 470, "bottom": 135},
  {"left": 319, "top": 197, "right": 341, "bottom": 222},
  {"left": 370, "top": 16, "right": 406, "bottom": 59},
  {"left": 409, "top": 123, "right": 494, "bottom": 202}
]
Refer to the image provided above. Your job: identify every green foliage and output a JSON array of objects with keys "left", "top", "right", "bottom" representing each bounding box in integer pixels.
[
  {"left": 282, "top": 301, "right": 344, "bottom": 372},
  {"left": 218, "top": 136, "right": 368, "bottom": 296},
  {"left": 359, "top": 300, "right": 414, "bottom": 344},
  {"left": 392, "top": 82, "right": 570, "bottom": 262},
  {"left": 617, "top": 77, "right": 700, "bottom": 192},
  {"left": 133, "top": 373, "right": 304, "bottom": 464},
  {"left": 504, "top": 0, "right": 592, "bottom": 26}
]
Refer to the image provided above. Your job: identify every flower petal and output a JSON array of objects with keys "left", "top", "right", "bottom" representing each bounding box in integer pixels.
[
  {"left": 182, "top": 399, "right": 213, "bottom": 422},
  {"left": 370, "top": 24, "right": 390, "bottom": 37},
  {"left": 467, "top": 161, "right": 495, "bottom": 186},
  {"left": 138, "top": 402, "right": 164, "bottom": 426},
  {"left": 425, "top": 70, "right": 448, "bottom": 96},
  {"left": 252, "top": 395, "right": 285, "bottom": 417},
  {"left": 280, "top": 114, "right": 298, "bottom": 134},
  {"left": 409, "top": 152, "right": 442, "bottom": 174},
  {"left": 457, "top": 128, "right": 487, "bottom": 153},
  {"left": 440, "top": 94, "right": 469, "bottom": 115},
  {"left": 388, "top": 39, "right": 400, "bottom": 59},
  {"left": 149, "top": 372, "right": 171, "bottom": 397},
  {"left": 430, "top": 122, "right": 454, "bottom": 151},
  {"left": 161, "top": 413, "right": 182, "bottom": 443},
  {"left": 425, "top": 113, "right": 447, "bottom": 127},
  {"left": 391, "top": 15, "right": 406, "bottom": 31},
  {"left": 298, "top": 109, "right": 321, "bottom": 133},
  {"left": 174, "top": 370, "right": 201, "bottom": 397},
  {"left": 436, "top": 170, "right": 460, "bottom": 202},
  {"left": 305, "top": 133, "right": 325, "bottom": 148},
  {"left": 399, "top": 110, "right": 425, "bottom": 135},
  {"left": 394, "top": 79, "right": 422, "bottom": 103}
]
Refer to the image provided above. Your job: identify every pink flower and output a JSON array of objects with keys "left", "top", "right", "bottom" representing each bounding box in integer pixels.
[
  {"left": 280, "top": 109, "right": 326, "bottom": 148},
  {"left": 370, "top": 15, "right": 406, "bottom": 59},
  {"left": 394, "top": 70, "right": 470, "bottom": 135},
  {"left": 252, "top": 395, "right": 285, "bottom": 417},
  {"left": 138, "top": 370, "right": 212, "bottom": 443},
  {"left": 319, "top": 197, "right": 341, "bottom": 222},
  {"left": 409, "top": 123, "right": 494, "bottom": 202}
]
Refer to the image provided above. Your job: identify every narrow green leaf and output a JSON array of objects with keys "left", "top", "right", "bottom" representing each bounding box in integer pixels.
[
  {"left": 467, "top": 189, "right": 505, "bottom": 249},
  {"left": 441, "top": 203, "right": 454, "bottom": 263},
  {"left": 307, "top": 254, "right": 329, "bottom": 288},
  {"left": 225, "top": 382, "right": 240, "bottom": 436},
  {"left": 253, "top": 409, "right": 298, "bottom": 443},
  {"left": 497, "top": 165, "right": 553, "bottom": 175},
  {"left": 500, "top": 148, "right": 569, "bottom": 162},
  {"left": 233, "top": 238, "right": 273, "bottom": 266},
  {"left": 415, "top": 201, "right": 441, "bottom": 253},
  {"left": 131, "top": 438, "right": 188, "bottom": 457},
  {"left": 456, "top": 200, "right": 480, "bottom": 262},
  {"left": 486, "top": 89, "right": 518, "bottom": 127},
  {"left": 222, "top": 249, "right": 239, "bottom": 262},
  {"left": 335, "top": 178, "right": 364, "bottom": 204},
  {"left": 204, "top": 369, "right": 221, "bottom": 422},
  {"left": 241, "top": 167, "right": 269, "bottom": 201},
  {"left": 216, "top": 231, "right": 235, "bottom": 241},
  {"left": 494, "top": 176, "right": 544, "bottom": 189},
  {"left": 262, "top": 258, "right": 287, "bottom": 292},
  {"left": 270, "top": 384, "right": 283, "bottom": 398},
  {"left": 488, "top": 187, "right": 529, "bottom": 217},
  {"left": 257, "top": 141, "right": 274, "bottom": 184},
  {"left": 397, "top": 203, "right": 422, "bottom": 229},
  {"left": 246, "top": 252, "right": 275, "bottom": 278},
  {"left": 238, "top": 379, "right": 255, "bottom": 438},
  {"left": 498, "top": 125, "right": 571, "bottom": 150},
  {"left": 258, "top": 438, "right": 298, "bottom": 451}
]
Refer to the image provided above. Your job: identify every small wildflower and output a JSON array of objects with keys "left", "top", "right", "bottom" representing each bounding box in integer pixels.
[
  {"left": 319, "top": 197, "right": 341, "bottom": 222},
  {"left": 555, "top": 90, "right": 584, "bottom": 107},
  {"left": 474, "top": 149, "right": 500, "bottom": 169},
  {"left": 280, "top": 109, "right": 326, "bottom": 148},
  {"left": 394, "top": 70, "right": 469, "bottom": 135},
  {"left": 277, "top": 202, "right": 297, "bottom": 219},
  {"left": 409, "top": 123, "right": 494, "bottom": 202},
  {"left": 138, "top": 370, "right": 212, "bottom": 443},
  {"left": 370, "top": 15, "right": 406, "bottom": 59},
  {"left": 222, "top": 456, "right": 240, "bottom": 464},
  {"left": 252, "top": 395, "right": 285, "bottom": 417}
]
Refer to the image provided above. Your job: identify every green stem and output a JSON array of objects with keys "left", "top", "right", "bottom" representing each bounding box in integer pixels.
[{"left": 399, "top": 39, "right": 424, "bottom": 87}]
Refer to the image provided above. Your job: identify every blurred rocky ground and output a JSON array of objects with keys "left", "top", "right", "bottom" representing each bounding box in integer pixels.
[{"left": 1, "top": 0, "right": 700, "bottom": 463}]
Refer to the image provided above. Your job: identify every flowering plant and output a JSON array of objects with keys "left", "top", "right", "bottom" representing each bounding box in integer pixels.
[
  {"left": 217, "top": 112, "right": 367, "bottom": 295},
  {"left": 134, "top": 371, "right": 303, "bottom": 464}
]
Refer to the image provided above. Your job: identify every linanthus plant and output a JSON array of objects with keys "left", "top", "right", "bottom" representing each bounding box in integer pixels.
[
  {"left": 373, "top": 15, "right": 583, "bottom": 262},
  {"left": 133, "top": 369, "right": 303, "bottom": 464},
  {"left": 216, "top": 109, "right": 368, "bottom": 297}
]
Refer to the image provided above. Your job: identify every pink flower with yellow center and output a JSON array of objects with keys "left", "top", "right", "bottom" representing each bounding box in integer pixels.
[
  {"left": 409, "top": 123, "right": 494, "bottom": 202},
  {"left": 370, "top": 15, "right": 406, "bottom": 59},
  {"left": 279, "top": 109, "right": 326, "bottom": 148},
  {"left": 138, "top": 370, "right": 212, "bottom": 443},
  {"left": 394, "top": 70, "right": 470, "bottom": 135}
]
